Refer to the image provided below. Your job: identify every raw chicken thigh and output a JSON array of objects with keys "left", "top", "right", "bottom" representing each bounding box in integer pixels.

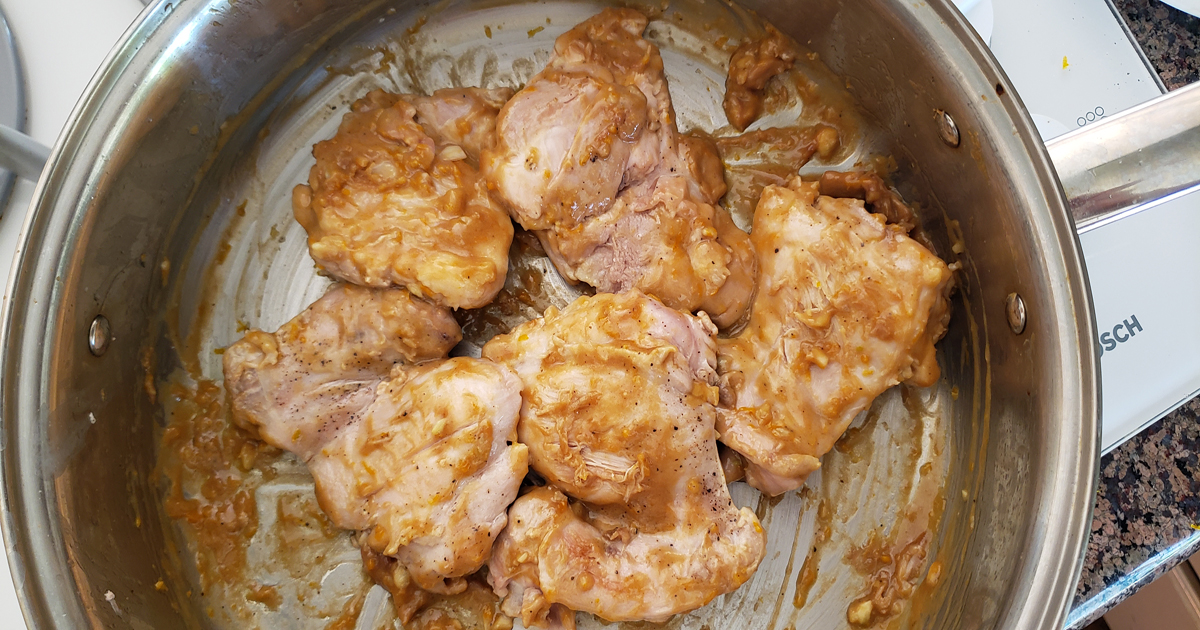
[
  {"left": 293, "top": 89, "right": 513, "bottom": 309},
  {"left": 224, "top": 284, "right": 460, "bottom": 457},
  {"left": 717, "top": 178, "right": 952, "bottom": 496},
  {"left": 223, "top": 284, "right": 528, "bottom": 593},
  {"left": 309, "top": 357, "right": 527, "bottom": 592},
  {"left": 482, "top": 291, "right": 766, "bottom": 626},
  {"left": 484, "top": 8, "right": 756, "bottom": 329}
]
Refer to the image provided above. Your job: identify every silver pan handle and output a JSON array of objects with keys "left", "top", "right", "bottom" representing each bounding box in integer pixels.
[
  {"left": 1047, "top": 81, "right": 1200, "bottom": 233},
  {"left": 0, "top": 124, "right": 49, "bottom": 182}
]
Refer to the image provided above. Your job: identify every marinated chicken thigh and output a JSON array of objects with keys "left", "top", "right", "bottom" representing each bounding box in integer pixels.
[
  {"left": 484, "top": 9, "right": 671, "bottom": 226},
  {"left": 482, "top": 291, "right": 766, "bottom": 626},
  {"left": 294, "top": 89, "right": 513, "bottom": 309},
  {"left": 484, "top": 9, "right": 756, "bottom": 328},
  {"left": 223, "top": 284, "right": 528, "bottom": 593},
  {"left": 717, "top": 178, "right": 952, "bottom": 495},
  {"left": 309, "top": 357, "right": 527, "bottom": 593},
  {"left": 224, "top": 284, "right": 461, "bottom": 457}
]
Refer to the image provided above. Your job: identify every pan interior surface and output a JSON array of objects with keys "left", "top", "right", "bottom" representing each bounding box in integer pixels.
[{"left": 0, "top": 0, "right": 1097, "bottom": 629}]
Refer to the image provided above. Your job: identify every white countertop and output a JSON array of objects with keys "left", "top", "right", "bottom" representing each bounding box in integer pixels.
[{"left": 0, "top": 0, "right": 145, "bottom": 624}]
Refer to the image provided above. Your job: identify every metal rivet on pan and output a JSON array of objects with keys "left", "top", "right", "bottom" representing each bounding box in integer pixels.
[
  {"left": 1005, "top": 293, "right": 1027, "bottom": 335},
  {"left": 88, "top": 315, "right": 111, "bottom": 357},
  {"left": 936, "top": 109, "right": 961, "bottom": 148}
]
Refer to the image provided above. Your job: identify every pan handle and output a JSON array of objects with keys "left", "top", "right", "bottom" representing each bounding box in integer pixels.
[
  {"left": 1046, "top": 81, "right": 1200, "bottom": 233},
  {"left": 0, "top": 123, "right": 49, "bottom": 182}
]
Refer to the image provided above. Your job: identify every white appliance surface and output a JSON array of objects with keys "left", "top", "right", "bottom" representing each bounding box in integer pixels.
[
  {"left": 1080, "top": 194, "right": 1200, "bottom": 451},
  {"left": 1160, "top": 0, "right": 1200, "bottom": 18},
  {"left": 0, "top": 0, "right": 1193, "bottom": 624},
  {"left": 985, "top": 0, "right": 1165, "bottom": 140}
]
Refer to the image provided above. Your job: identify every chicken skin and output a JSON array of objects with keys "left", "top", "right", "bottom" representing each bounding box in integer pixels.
[
  {"left": 407, "top": 87, "right": 514, "bottom": 165},
  {"left": 717, "top": 178, "right": 952, "bottom": 496},
  {"left": 481, "top": 291, "right": 766, "bottom": 626},
  {"left": 484, "top": 9, "right": 756, "bottom": 329},
  {"left": 223, "top": 284, "right": 528, "bottom": 593},
  {"left": 294, "top": 89, "right": 513, "bottom": 309}
]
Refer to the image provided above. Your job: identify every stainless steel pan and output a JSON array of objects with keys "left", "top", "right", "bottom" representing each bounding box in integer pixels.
[{"left": 1, "top": 0, "right": 1197, "bottom": 627}]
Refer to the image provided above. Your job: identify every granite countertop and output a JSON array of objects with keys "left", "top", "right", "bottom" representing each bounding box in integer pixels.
[{"left": 1067, "top": 3, "right": 1200, "bottom": 626}]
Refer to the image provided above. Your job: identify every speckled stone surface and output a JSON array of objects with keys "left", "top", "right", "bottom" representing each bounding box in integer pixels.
[
  {"left": 1071, "top": 398, "right": 1200, "bottom": 608},
  {"left": 1066, "top": 2, "right": 1200, "bottom": 625},
  {"left": 1113, "top": 0, "right": 1200, "bottom": 90}
]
